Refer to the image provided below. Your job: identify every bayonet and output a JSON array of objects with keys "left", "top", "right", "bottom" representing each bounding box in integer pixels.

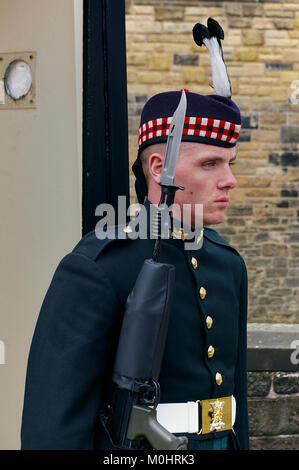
[
  {"left": 160, "top": 90, "right": 187, "bottom": 189},
  {"left": 152, "top": 90, "right": 187, "bottom": 260}
]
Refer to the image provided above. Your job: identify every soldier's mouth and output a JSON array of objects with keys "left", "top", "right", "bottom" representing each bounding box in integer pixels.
[{"left": 214, "top": 198, "right": 229, "bottom": 207}]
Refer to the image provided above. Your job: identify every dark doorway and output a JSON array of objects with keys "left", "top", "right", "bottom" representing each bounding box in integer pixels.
[{"left": 82, "top": 0, "right": 129, "bottom": 236}]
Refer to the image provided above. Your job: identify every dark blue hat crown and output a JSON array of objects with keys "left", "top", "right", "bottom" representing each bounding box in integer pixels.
[{"left": 138, "top": 90, "right": 241, "bottom": 153}]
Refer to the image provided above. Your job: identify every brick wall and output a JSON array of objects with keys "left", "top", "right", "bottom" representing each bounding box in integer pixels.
[
  {"left": 248, "top": 371, "right": 299, "bottom": 449},
  {"left": 125, "top": 0, "right": 299, "bottom": 324}
]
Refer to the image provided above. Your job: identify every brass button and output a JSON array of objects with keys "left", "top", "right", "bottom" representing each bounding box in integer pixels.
[
  {"left": 191, "top": 257, "right": 198, "bottom": 270},
  {"left": 206, "top": 315, "right": 213, "bottom": 329},
  {"left": 207, "top": 345, "right": 215, "bottom": 358},
  {"left": 123, "top": 225, "right": 132, "bottom": 234},
  {"left": 199, "top": 286, "right": 206, "bottom": 299},
  {"left": 172, "top": 227, "right": 188, "bottom": 241},
  {"left": 215, "top": 372, "right": 223, "bottom": 386}
]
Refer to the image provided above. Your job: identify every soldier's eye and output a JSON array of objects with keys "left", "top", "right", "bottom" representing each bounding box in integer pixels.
[{"left": 203, "top": 161, "right": 216, "bottom": 168}]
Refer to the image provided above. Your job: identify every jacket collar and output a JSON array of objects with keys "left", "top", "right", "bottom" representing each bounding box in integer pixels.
[
  {"left": 142, "top": 199, "right": 203, "bottom": 250},
  {"left": 143, "top": 199, "right": 237, "bottom": 253}
]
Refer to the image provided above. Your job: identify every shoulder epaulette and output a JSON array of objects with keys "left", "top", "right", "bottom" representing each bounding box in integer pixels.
[
  {"left": 72, "top": 224, "right": 134, "bottom": 261},
  {"left": 203, "top": 227, "right": 240, "bottom": 255}
]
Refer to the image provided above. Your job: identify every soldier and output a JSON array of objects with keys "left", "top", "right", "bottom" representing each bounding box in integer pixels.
[
  {"left": 21, "top": 88, "right": 248, "bottom": 451},
  {"left": 21, "top": 19, "right": 249, "bottom": 451}
]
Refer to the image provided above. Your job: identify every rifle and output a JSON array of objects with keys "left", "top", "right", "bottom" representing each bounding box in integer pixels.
[{"left": 105, "top": 91, "right": 188, "bottom": 450}]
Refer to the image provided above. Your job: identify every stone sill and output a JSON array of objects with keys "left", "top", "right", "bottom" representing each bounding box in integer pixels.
[{"left": 247, "top": 323, "right": 299, "bottom": 372}]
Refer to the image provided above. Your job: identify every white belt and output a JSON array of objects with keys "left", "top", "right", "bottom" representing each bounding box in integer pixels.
[{"left": 156, "top": 396, "right": 236, "bottom": 435}]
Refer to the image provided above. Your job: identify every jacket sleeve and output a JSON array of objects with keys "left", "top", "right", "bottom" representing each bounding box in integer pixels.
[
  {"left": 233, "top": 255, "right": 250, "bottom": 450},
  {"left": 21, "top": 252, "right": 121, "bottom": 450}
]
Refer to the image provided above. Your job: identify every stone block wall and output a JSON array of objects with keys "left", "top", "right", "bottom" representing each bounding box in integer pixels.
[
  {"left": 125, "top": 0, "right": 299, "bottom": 324},
  {"left": 248, "top": 371, "right": 299, "bottom": 449},
  {"left": 247, "top": 324, "right": 299, "bottom": 449}
]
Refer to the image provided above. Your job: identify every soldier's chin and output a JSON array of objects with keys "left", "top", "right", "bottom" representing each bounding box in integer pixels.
[{"left": 203, "top": 210, "right": 226, "bottom": 226}]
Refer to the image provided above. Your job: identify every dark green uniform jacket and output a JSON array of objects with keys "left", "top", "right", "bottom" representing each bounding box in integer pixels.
[{"left": 21, "top": 206, "right": 249, "bottom": 450}]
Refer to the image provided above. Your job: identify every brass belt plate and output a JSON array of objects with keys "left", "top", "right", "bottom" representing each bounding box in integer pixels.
[{"left": 199, "top": 396, "right": 232, "bottom": 435}]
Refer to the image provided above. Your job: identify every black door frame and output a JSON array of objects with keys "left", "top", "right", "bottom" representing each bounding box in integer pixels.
[{"left": 82, "top": 0, "right": 129, "bottom": 236}]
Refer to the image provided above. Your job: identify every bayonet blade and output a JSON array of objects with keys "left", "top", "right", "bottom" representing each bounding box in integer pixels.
[{"left": 160, "top": 90, "right": 187, "bottom": 187}]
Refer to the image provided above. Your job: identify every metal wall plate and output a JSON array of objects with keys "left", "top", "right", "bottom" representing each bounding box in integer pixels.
[{"left": 0, "top": 51, "right": 36, "bottom": 109}]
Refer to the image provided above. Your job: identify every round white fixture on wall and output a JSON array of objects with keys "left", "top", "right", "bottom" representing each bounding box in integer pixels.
[{"left": 4, "top": 60, "right": 32, "bottom": 100}]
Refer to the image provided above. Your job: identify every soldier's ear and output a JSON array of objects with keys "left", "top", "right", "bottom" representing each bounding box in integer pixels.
[{"left": 148, "top": 153, "right": 164, "bottom": 183}]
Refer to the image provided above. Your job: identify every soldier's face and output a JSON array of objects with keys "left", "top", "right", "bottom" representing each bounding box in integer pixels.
[{"left": 173, "top": 142, "right": 237, "bottom": 227}]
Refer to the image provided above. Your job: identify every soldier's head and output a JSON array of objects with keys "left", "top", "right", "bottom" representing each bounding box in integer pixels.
[{"left": 133, "top": 90, "right": 241, "bottom": 227}]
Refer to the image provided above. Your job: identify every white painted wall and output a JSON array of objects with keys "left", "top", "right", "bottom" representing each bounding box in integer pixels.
[{"left": 0, "top": 0, "right": 82, "bottom": 449}]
